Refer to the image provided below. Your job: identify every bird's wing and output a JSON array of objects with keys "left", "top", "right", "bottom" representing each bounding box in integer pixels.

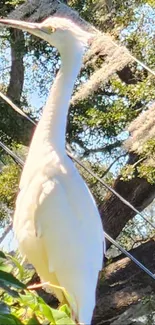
[{"left": 35, "top": 171, "right": 103, "bottom": 322}]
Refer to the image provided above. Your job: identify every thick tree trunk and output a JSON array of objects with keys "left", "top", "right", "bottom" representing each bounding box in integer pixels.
[
  {"left": 93, "top": 239, "right": 155, "bottom": 325},
  {"left": 100, "top": 153, "right": 155, "bottom": 249},
  {"left": 0, "top": 28, "right": 35, "bottom": 145},
  {"left": 7, "top": 29, "right": 25, "bottom": 102}
]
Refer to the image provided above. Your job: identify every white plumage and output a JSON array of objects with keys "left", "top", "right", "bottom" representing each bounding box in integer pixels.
[{"left": 0, "top": 17, "right": 105, "bottom": 324}]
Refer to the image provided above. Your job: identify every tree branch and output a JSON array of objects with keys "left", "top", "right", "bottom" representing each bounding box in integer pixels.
[
  {"left": 93, "top": 239, "right": 155, "bottom": 325},
  {"left": 100, "top": 153, "right": 155, "bottom": 249},
  {"left": 0, "top": 26, "right": 35, "bottom": 145},
  {"left": 83, "top": 140, "right": 122, "bottom": 158},
  {"left": 7, "top": 28, "right": 25, "bottom": 102}
]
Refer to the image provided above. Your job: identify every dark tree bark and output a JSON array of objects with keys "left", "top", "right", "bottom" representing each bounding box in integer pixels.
[
  {"left": 117, "top": 65, "right": 148, "bottom": 84},
  {"left": 99, "top": 153, "right": 155, "bottom": 249},
  {"left": 7, "top": 29, "right": 25, "bottom": 102},
  {"left": 0, "top": 28, "right": 35, "bottom": 145},
  {"left": 92, "top": 240, "right": 155, "bottom": 325}
]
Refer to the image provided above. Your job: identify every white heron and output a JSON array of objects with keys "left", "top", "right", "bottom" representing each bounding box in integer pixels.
[{"left": 0, "top": 17, "right": 105, "bottom": 324}]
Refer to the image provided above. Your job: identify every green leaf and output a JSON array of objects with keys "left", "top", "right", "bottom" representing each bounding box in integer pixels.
[
  {"left": 20, "top": 293, "right": 55, "bottom": 323},
  {"left": 0, "top": 261, "right": 13, "bottom": 273},
  {"left": 20, "top": 290, "right": 75, "bottom": 324},
  {"left": 0, "top": 302, "right": 10, "bottom": 314},
  {"left": 52, "top": 308, "right": 75, "bottom": 324},
  {"left": 20, "top": 292, "right": 38, "bottom": 309},
  {"left": 59, "top": 304, "right": 71, "bottom": 318},
  {"left": 0, "top": 251, "right": 7, "bottom": 259},
  {"left": 0, "top": 314, "right": 23, "bottom": 325},
  {"left": 0, "top": 282, "right": 19, "bottom": 297},
  {"left": 0, "top": 270, "right": 26, "bottom": 289},
  {"left": 27, "top": 314, "right": 41, "bottom": 325},
  {"left": 55, "top": 317, "right": 75, "bottom": 324},
  {"left": 38, "top": 300, "right": 55, "bottom": 323},
  {"left": 7, "top": 254, "right": 24, "bottom": 280}
]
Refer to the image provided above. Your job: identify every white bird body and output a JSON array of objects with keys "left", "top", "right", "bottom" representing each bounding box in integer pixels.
[
  {"left": 14, "top": 150, "right": 103, "bottom": 322},
  {"left": 0, "top": 17, "right": 105, "bottom": 324}
]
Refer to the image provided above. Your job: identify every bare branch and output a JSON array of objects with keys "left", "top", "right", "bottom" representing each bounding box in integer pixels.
[{"left": 83, "top": 140, "right": 122, "bottom": 158}]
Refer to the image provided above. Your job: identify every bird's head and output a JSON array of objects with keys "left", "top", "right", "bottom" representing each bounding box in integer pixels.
[{"left": 0, "top": 16, "right": 93, "bottom": 55}]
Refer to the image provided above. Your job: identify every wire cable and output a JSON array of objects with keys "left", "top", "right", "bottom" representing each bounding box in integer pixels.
[
  {"left": 0, "top": 140, "right": 24, "bottom": 166},
  {"left": 0, "top": 91, "right": 36, "bottom": 125},
  {"left": 105, "top": 232, "right": 155, "bottom": 280},
  {"left": 110, "top": 39, "right": 155, "bottom": 77}
]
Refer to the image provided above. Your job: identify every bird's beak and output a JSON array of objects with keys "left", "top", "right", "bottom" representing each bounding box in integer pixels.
[{"left": 0, "top": 19, "right": 41, "bottom": 38}]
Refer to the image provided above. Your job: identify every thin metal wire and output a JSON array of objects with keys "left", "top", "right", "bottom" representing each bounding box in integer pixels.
[
  {"left": 0, "top": 140, "right": 24, "bottom": 166},
  {"left": 110, "top": 39, "right": 155, "bottom": 77},
  {"left": 105, "top": 232, "right": 155, "bottom": 280},
  {"left": 0, "top": 140, "right": 155, "bottom": 281},
  {"left": 0, "top": 91, "right": 36, "bottom": 125}
]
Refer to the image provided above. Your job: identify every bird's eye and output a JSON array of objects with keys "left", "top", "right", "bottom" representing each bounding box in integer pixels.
[
  {"left": 42, "top": 26, "right": 55, "bottom": 34},
  {"left": 47, "top": 26, "right": 55, "bottom": 33}
]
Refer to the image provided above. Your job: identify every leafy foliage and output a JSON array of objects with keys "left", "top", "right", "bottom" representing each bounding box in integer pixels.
[
  {"left": 0, "top": 160, "right": 21, "bottom": 222},
  {"left": 0, "top": 251, "right": 75, "bottom": 325},
  {"left": 121, "top": 138, "right": 155, "bottom": 184},
  {"left": 0, "top": 163, "right": 20, "bottom": 207}
]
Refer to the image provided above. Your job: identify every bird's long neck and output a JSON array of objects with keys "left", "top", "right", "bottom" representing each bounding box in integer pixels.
[
  {"left": 35, "top": 49, "right": 83, "bottom": 153},
  {"left": 19, "top": 48, "right": 83, "bottom": 189}
]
